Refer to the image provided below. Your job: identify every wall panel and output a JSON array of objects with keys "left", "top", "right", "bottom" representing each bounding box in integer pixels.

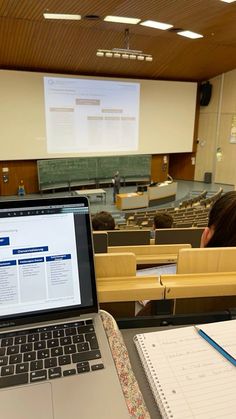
[{"left": 0, "top": 160, "right": 38, "bottom": 196}]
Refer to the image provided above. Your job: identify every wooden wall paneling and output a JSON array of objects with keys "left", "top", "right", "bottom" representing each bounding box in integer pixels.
[
  {"left": 151, "top": 154, "right": 169, "bottom": 182},
  {"left": 0, "top": 160, "right": 38, "bottom": 196},
  {"left": 0, "top": 0, "right": 235, "bottom": 81},
  {"left": 168, "top": 152, "right": 196, "bottom": 181}
]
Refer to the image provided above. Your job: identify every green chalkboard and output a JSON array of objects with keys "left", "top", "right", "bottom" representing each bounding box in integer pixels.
[
  {"left": 120, "top": 155, "right": 151, "bottom": 177},
  {"left": 38, "top": 158, "right": 97, "bottom": 185},
  {"left": 97, "top": 156, "right": 120, "bottom": 179},
  {"left": 37, "top": 155, "right": 151, "bottom": 190}
]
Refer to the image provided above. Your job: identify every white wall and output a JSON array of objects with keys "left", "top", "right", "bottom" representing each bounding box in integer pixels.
[{"left": 195, "top": 68, "right": 236, "bottom": 185}]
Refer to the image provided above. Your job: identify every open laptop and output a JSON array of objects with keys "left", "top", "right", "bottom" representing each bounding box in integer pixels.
[{"left": 0, "top": 196, "right": 129, "bottom": 419}]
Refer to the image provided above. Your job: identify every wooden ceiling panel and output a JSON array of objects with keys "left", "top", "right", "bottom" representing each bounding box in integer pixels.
[{"left": 0, "top": 0, "right": 235, "bottom": 81}]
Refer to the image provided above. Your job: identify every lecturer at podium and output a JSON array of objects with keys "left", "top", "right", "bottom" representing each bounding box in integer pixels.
[{"left": 112, "top": 171, "right": 121, "bottom": 203}]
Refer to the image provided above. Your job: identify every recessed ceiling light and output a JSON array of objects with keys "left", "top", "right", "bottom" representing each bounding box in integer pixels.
[
  {"left": 43, "top": 13, "right": 81, "bottom": 20},
  {"left": 137, "top": 55, "right": 145, "bottom": 61},
  {"left": 140, "top": 20, "right": 173, "bottom": 30},
  {"left": 96, "top": 51, "right": 104, "bottom": 57},
  {"left": 104, "top": 16, "right": 141, "bottom": 24},
  {"left": 220, "top": 0, "right": 236, "bottom": 3},
  {"left": 177, "top": 30, "right": 203, "bottom": 39}
]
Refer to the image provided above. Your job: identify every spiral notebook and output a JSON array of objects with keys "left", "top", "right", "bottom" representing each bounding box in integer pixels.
[{"left": 134, "top": 319, "right": 236, "bottom": 418}]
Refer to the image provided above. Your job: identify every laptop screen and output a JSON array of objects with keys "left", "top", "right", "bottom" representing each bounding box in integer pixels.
[{"left": 0, "top": 196, "right": 98, "bottom": 326}]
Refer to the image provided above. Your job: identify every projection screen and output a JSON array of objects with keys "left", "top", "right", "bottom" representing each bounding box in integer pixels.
[{"left": 0, "top": 70, "right": 197, "bottom": 160}]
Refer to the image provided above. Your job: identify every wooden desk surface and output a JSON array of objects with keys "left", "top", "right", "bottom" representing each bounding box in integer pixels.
[
  {"left": 161, "top": 271, "right": 236, "bottom": 299},
  {"left": 97, "top": 275, "right": 164, "bottom": 302},
  {"left": 75, "top": 188, "right": 106, "bottom": 195},
  {"left": 108, "top": 244, "right": 190, "bottom": 265},
  {"left": 97, "top": 271, "right": 236, "bottom": 303},
  {"left": 135, "top": 254, "right": 178, "bottom": 264}
]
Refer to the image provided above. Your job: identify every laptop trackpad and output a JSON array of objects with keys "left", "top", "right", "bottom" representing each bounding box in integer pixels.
[{"left": 0, "top": 383, "right": 53, "bottom": 419}]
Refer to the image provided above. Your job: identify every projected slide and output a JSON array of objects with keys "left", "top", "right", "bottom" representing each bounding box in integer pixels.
[{"left": 44, "top": 77, "right": 140, "bottom": 153}]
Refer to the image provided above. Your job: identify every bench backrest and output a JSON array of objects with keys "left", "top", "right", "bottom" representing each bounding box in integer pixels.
[
  {"left": 155, "top": 227, "right": 204, "bottom": 248},
  {"left": 108, "top": 229, "right": 150, "bottom": 246},
  {"left": 93, "top": 232, "right": 108, "bottom": 253},
  {"left": 177, "top": 247, "right": 236, "bottom": 274}
]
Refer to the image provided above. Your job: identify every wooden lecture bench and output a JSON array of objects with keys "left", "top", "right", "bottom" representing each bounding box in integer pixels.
[
  {"left": 161, "top": 272, "right": 236, "bottom": 299},
  {"left": 160, "top": 271, "right": 236, "bottom": 314},
  {"left": 95, "top": 253, "right": 163, "bottom": 303},
  {"left": 108, "top": 243, "right": 191, "bottom": 265},
  {"left": 177, "top": 247, "right": 236, "bottom": 274},
  {"left": 94, "top": 252, "right": 236, "bottom": 317},
  {"left": 97, "top": 276, "right": 164, "bottom": 303}
]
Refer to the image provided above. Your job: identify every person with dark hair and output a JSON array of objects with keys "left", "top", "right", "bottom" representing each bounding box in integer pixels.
[
  {"left": 112, "top": 171, "right": 121, "bottom": 204},
  {"left": 153, "top": 212, "right": 173, "bottom": 229},
  {"left": 201, "top": 191, "right": 236, "bottom": 247},
  {"left": 92, "top": 211, "right": 116, "bottom": 231}
]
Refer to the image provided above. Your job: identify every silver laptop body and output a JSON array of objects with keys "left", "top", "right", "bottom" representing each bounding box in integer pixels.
[{"left": 0, "top": 196, "right": 129, "bottom": 419}]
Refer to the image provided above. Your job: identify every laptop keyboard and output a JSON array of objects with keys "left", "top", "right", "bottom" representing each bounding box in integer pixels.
[{"left": 0, "top": 320, "right": 104, "bottom": 389}]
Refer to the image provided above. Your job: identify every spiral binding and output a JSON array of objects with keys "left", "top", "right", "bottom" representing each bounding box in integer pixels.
[{"left": 134, "top": 334, "right": 174, "bottom": 419}]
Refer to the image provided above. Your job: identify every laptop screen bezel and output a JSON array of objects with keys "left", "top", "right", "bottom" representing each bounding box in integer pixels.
[{"left": 0, "top": 196, "right": 99, "bottom": 328}]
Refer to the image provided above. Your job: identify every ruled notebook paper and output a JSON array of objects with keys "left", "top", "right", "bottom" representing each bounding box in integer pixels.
[
  {"left": 199, "top": 319, "right": 236, "bottom": 359},
  {"left": 134, "top": 320, "right": 236, "bottom": 419}
]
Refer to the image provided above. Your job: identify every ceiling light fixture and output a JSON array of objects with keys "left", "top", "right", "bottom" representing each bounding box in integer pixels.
[
  {"left": 220, "top": 0, "right": 236, "bottom": 3},
  {"left": 96, "top": 28, "right": 153, "bottom": 62},
  {"left": 177, "top": 30, "right": 203, "bottom": 39},
  {"left": 140, "top": 20, "right": 173, "bottom": 30},
  {"left": 43, "top": 13, "right": 81, "bottom": 20},
  {"left": 104, "top": 16, "right": 141, "bottom": 24}
]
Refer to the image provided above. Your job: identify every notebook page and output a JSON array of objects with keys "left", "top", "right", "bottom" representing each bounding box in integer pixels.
[
  {"left": 136, "top": 264, "right": 177, "bottom": 277},
  {"left": 135, "top": 326, "right": 236, "bottom": 419},
  {"left": 198, "top": 319, "right": 236, "bottom": 359}
]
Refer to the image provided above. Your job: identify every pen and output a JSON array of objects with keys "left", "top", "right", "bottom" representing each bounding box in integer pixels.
[{"left": 194, "top": 326, "right": 236, "bottom": 367}]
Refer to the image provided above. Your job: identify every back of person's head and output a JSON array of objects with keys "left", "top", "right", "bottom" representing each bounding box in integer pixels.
[
  {"left": 153, "top": 212, "right": 173, "bottom": 229},
  {"left": 92, "top": 211, "right": 115, "bottom": 231},
  {"left": 201, "top": 191, "right": 236, "bottom": 247}
]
